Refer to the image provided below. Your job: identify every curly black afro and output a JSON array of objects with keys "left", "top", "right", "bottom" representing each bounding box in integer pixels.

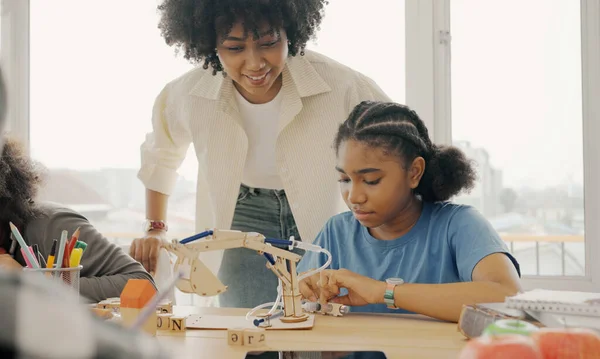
[
  {"left": 0, "top": 138, "right": 45, "bottom": 250},
  {"left": 157, "top": 0, "right": 328, "bottom": 74}
]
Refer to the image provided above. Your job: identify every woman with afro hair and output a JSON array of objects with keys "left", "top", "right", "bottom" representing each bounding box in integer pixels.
[{"left": 133, "top": 0, "right": 391, "bottom": 308}]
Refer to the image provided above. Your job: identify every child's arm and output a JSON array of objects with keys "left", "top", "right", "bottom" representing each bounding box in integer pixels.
[
  {"left": 60, "top": 215, "right": 155, "bottom": 302},
  {"left": 27, "top": 204, "right": 155, "bottom": 302},
  {"left": 317, "top": 253, "right": 520, "bottom": 322},
  {"left": 316, "top": 206, "right": 522, "bottom": 322},
  {"left": 390, "top": 252, "right": 521, "bottom": 321}
]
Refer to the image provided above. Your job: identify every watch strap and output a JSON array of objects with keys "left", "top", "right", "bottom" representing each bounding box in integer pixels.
[{"left": 384, "top": 282, "right": 398, "bottom": 309}]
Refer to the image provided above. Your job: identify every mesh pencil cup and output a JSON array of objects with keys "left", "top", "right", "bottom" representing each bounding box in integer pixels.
[{"left": 23, "top": 265, "right": 83, "bottom": 294}]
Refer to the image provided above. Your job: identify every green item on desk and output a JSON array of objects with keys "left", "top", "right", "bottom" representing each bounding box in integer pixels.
[{"left": 483, "top": 319, "right": 539, "bottom": 337}]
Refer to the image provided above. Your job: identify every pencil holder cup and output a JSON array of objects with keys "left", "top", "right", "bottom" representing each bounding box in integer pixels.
[{"left": 23, "top": 265, "right": 83, "bottom": 294}]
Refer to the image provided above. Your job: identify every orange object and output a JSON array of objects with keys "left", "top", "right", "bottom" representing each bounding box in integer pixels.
[
  {"left": 458, "top": 334, "right": 542, "bottom": 359},
  {"left": 120, "top": 279, "right": 156, "bottom": 309},
  {"left": 532, "top": 328, "right": 600, "bottom": 359}
]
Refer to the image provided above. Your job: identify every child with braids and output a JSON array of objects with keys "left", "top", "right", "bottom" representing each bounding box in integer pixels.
[{"left": 298, "top": 101, "right": 522, "bottom": 322}]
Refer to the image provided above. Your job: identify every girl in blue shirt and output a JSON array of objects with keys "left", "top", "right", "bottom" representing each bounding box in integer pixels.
[{"left": 297, "top": 101, "right": 522, "bottom": 322}]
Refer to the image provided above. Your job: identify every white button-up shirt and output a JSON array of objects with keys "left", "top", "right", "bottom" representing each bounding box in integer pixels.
[{"left": 138, "top": 50, "right": 390, "bottom": 273}]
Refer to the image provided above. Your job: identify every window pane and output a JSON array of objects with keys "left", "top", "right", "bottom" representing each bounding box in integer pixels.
[
  {"left": 307, "top": 0, "right": 406, "bottom": 104},
  {"left": 451, "top": 0, "right": 584, "bottom": 276},
  {"left": 30, "top": 0, "right": 197, "bottom": 241},
  {"left": 29, "top": 0, "right": 407, "bottom": 239}
]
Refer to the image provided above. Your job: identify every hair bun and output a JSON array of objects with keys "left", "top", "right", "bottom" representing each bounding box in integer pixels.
[{"left": 422, "top": 146, "right": 476, "bottom": 201}]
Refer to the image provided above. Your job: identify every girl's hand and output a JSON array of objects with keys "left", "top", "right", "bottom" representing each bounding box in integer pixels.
[
  {"left": 298, "top": 270, "right": 321, "bottom": 302},
  {"left": 318, "top": 269, "right": 387, "bottom": 307}
]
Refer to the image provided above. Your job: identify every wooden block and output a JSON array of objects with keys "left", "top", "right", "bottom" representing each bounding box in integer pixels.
[
  {"left": 145, "top": 314, "right": 158, "bottom": 336},
  {"left": 96, "top": 300, "right": 109, "bottom": 309},
  {"left": 243, "top": 328, "right": 267, "bottom": 347},
  {"left": 169, "top": 316, "right": 186, "bottom": 331},
  {"left": 108, "top": 302, "right": 121, "bottom": 313},
  {"left": 120, "top": 279, "right": 156, "bottom": 309},
  {"left": 97, "top": 297, "right": 119, "bottom": 310},
  {"left": 157, "top": 313, "right": 173, "bottom": 330},
  {"left": 120, "top": 307, "right": 140, "bottom": 326},
  {"left": 121, "top": 307, "right": 157, "bottom": 336},
  {"left": 91, "top": 308, "right": 114, "bottom": 320},
  {"left": 108, "top": 315, "right": 122, "bottom": 325},
  {"left": 156, "top": 301, "right": 173, "bottom": 314},
  {"left": 227, "top": 328, "right": 244, "bottom": 346}
]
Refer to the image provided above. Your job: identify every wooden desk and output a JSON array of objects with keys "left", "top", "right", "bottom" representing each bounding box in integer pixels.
[{"left": 156, "top": 306, "right": 467, "bottom": 358}]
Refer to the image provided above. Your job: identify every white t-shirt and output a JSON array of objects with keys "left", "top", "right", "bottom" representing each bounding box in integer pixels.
[{"left": 235, "top": 88, "right": 284, "bottom": 190}]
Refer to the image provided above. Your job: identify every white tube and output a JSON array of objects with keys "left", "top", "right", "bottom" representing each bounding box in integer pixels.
[
  {"left": 268, "top": 279, "right": 283, "bottom": 314},
  {"left": 245, "top": 301, "right": 282, "bottom": 322},
  {"left": 292, "top": 241, "right": 323, "bottom": 252},
  {"left": 245, "top": 279, "right": 283, "bottom": 322},
  {"left": 245, "top": 239, "right": 332, "bottom": 323},
  {"left": 298, "top": 248, "right": 332, "bottom": 282}
]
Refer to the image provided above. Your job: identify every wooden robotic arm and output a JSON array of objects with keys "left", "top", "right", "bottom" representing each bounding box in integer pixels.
[{"left": 163, "top": 229, "right": 307, "bottom": 322}]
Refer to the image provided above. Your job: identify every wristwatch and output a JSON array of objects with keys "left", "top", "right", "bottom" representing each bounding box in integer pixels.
[
  {"left": 384, "top": 277, "right": 404, "bottom": 309},
  {"left": 143, "top": 220, "right": 168, "bottom": 232}
]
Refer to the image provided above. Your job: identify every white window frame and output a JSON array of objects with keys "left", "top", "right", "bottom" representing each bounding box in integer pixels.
[
  {"left": 405, "top": 0, "right": 452, "bottom": 146},
  {"left": 7, "top": 0, "right": 599, "bottom": 291},
  {"left": 0, "top": 0, "right": 29, "bottom": 150},
  {"left": 407, "top": 0, "right": 600, "bottom": 292}
]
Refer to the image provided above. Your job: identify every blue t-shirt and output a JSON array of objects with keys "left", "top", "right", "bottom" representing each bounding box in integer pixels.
[{"left": 297, "top": 201, "right": 520, "bottom": 314}]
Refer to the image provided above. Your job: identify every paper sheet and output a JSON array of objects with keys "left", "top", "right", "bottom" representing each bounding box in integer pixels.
[
  {"left": 185, "top": 314, "right": 315, "bottom": 330},
  {"left": 506, "top": 289, "right": 600, "bottom": 317}
]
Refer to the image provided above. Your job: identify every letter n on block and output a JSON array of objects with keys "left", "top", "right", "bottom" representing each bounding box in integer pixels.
[{"left": 169, "top": 316, "right": 186, "bottom": 331}]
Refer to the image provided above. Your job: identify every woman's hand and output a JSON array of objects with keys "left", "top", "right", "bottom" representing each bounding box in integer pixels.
[
  {"left": 0, "top": 254, "right": 23, "bottom": 271},
  {"left": 129, "top": 230, "right": 168, "bottom": 275},
  {"left": 300, "top": 268, "right": 386, "bottom": 307}
]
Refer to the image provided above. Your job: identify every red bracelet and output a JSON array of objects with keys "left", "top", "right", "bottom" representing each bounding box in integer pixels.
[{"left": 144, "top": 220, "right": 168, "bottom": 232}]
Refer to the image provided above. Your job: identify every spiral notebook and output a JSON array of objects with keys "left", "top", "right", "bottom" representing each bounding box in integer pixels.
[{"left": 505, "top": 289, "right": 600, "bottom": 317}]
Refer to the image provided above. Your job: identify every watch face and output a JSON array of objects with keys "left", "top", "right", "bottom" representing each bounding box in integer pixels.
[{"left": 386, "top": 277, "right": 404, "bottom": 285}]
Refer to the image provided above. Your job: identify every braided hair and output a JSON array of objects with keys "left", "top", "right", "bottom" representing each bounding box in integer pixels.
[{"left": 334, "top": 101, "right": 476, "bottom": 202}]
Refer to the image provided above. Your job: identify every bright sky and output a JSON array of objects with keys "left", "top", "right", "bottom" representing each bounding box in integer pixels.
[
  {"left": 451, "top": 0, "right": 583, "bottom": 189},
  {"left": 29, "top": 0, "right": 583, "bottom": 190}
]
